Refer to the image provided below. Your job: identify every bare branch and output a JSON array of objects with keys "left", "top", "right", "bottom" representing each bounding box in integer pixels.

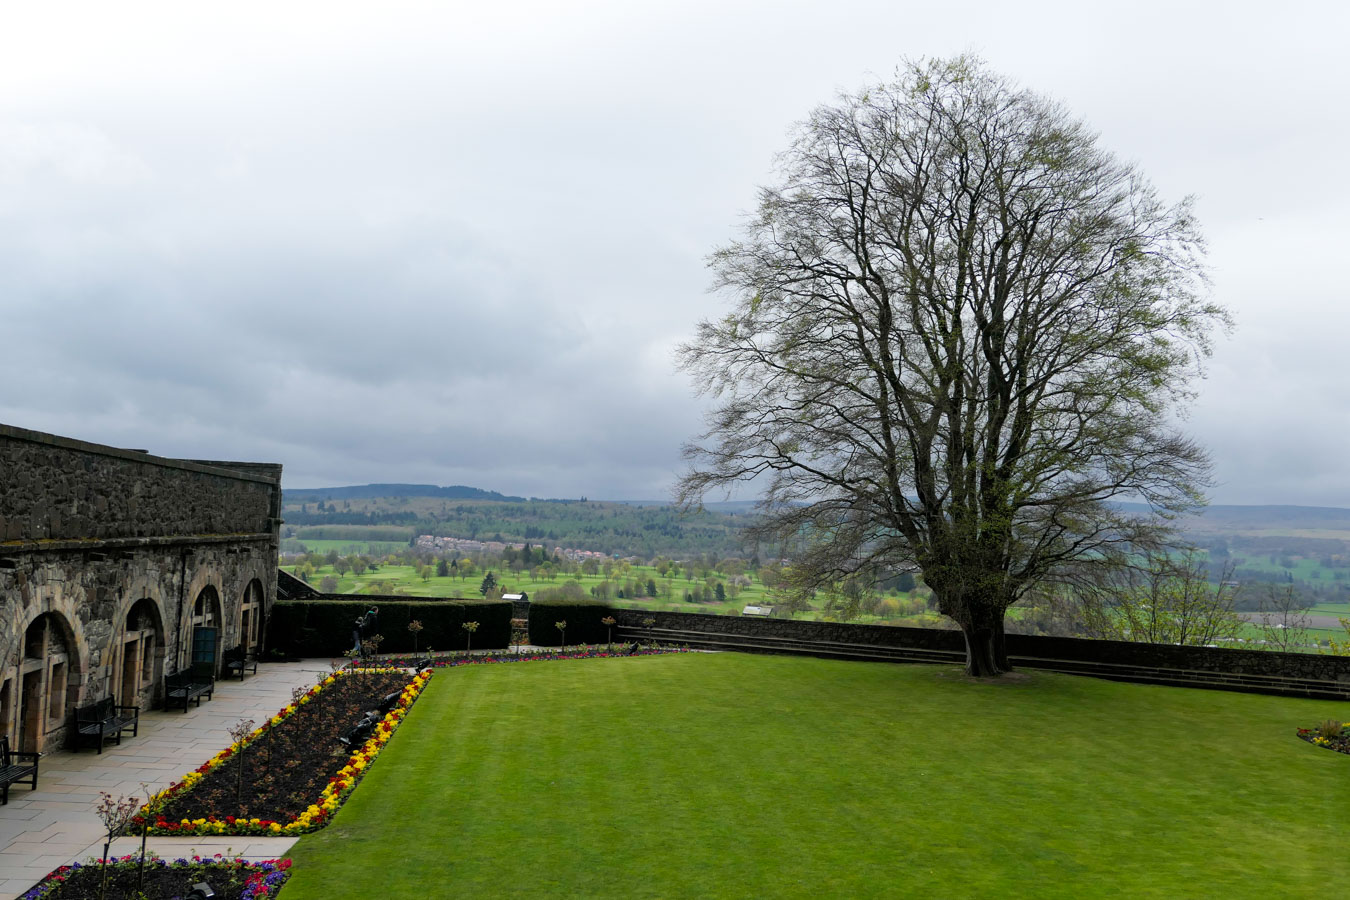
[{"left": 677, "top": 56, "right": 1228, "bottom": 676}]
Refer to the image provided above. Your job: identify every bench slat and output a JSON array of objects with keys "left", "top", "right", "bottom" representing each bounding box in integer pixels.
[{"left": 0, "top": 738, "right": 38, "bottom": 804}]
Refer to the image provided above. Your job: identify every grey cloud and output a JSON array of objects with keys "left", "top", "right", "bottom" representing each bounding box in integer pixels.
[{"left": 2, "top": 0, "right": 1349, "bottom": 503}]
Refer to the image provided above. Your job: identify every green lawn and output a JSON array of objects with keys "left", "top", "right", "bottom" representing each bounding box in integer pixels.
[{"left": 281, "top": 654, "right": 1349, "bottom": 898}]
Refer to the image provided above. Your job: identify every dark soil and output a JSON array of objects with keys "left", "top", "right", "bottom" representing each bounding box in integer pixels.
[
  {"left": 1298, "top": 724, "right": 1350, "bottom": 755},
  {"left": 24, "top": 858, "right": 289, "bottom": 900},
  {"left": 150, "top": 670, "right": 410, "bottom": 827}
]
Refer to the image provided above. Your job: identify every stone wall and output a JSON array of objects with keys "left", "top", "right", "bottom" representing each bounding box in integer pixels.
[
  {"left": 614, "top": 609, "right": 1350, "bottom": 686},
  {"left": 0, "top": 423, "right": 281, "bottom": 753},
  {"left": 0, "top": 424, "right": 280, "bottom": 542}
]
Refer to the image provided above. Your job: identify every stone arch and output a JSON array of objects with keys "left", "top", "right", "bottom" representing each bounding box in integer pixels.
[
  {"left": 2, "top": 581, "right": 91, "bottom": 749},
  {"left": 0, "top": 600, "right": 17, "bottom": 746},
  {"left": 237, "top": 577, "right": 265, "bottom": 656},
  {"left": 179, "top": 583, "right": 225, "bottom": 674},
  {"left": 16, "top": 610, "right": 81, "bottom": 754},
  {"left": 114, "top": 597, "right": 166, "bottom": 710}
]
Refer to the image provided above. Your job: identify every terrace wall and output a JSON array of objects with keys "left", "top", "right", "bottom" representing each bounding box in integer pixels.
[{"left": 612, "top": 609, "right": 1350, "bottom": 697}]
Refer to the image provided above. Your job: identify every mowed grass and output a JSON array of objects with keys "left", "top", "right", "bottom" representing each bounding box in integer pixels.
[
  {"left": 282, "top": 654, "right": 1349, "bottom": 898},
  {"left": 301, "top": 562, "right": 777, "bottom": 610}
]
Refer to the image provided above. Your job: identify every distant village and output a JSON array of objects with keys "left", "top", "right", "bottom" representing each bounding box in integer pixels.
[{"left": 413, "top": 534, "right": 611, "bottom": 562}]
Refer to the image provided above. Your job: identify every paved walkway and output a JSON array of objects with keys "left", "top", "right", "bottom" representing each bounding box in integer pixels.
[{"left": 0, "top": 659, "right": 342, "bottom": 899}]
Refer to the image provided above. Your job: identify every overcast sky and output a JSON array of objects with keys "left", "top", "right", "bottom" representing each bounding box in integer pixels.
[{"left": 2, "top": 1, "right": 1347, "bottom": 504}]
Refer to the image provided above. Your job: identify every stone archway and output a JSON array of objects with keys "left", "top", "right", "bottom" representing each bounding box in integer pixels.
[
  {"left": 17, "top": 612, "right": 78, "bottom": 754},
  {"left": 117, "top": 598, "right": 165, "bottom": 710},
  {"left": 180, "top": 585, "right": 224, "bottom": 674},
  {"left": 238, "top": 578, "right": 264, "bottom": 656}
]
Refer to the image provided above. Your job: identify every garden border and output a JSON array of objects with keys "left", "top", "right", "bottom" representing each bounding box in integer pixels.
[
  {"left": 22, "top": 854, "right": 292, "bottom": 900},
  {"left": 138, "top": 667, "right": 431, "bottom": 836}
]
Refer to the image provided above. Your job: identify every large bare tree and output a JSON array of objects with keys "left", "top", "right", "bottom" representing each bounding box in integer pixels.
[{"left": 677, "top": 57, "right": 1229, "bottom": 676}]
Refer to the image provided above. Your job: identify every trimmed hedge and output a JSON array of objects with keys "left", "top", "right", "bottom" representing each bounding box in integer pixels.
[
  {"left": 270, "top": 599, "right": 512, "bottom": 656},
  {"left": 527, "top": 601, "right": 615, "bottom": 646}
]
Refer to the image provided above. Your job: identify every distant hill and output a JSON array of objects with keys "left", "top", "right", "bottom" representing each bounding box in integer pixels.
[
  {"left": 279, "top": 486, "right": 754, "bottom": 558},
  {"left": 606, "top": 499, "right": 762, "bottom": 514},
  {"left": 1114, "top": 502, "right": 1350, "bottom": 536},
  {"left": 288, "top": 491, "right": 1350, "bottom": 528},
  {"left": 279, "top": 486, "right": 1350, "bottom": 565},
  {"left": 1183, "top": 504, "right": 1350, "bottom": 534},
  {"left": 283, "top": 484, "right": 759, "bottom": 513},
  {"left": 284, "top": 484, "right": 527, "bottom": 503}
]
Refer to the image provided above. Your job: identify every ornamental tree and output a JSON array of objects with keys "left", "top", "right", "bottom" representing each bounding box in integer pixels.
[{"left": 678, "top": 56, "right": 1228, "bottom": 676}]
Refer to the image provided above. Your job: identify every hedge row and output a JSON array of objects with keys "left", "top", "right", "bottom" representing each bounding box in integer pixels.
[
  {"left": 270, "top": 599, "right": 512, "bottom": 657},
  {"left": 526, "top": 600, "right": 615, "bottom": 646}
]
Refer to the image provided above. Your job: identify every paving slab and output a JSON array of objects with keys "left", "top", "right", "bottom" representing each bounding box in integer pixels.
[{"left": 0, "top": 659, "right": 340, "bottom": 899}]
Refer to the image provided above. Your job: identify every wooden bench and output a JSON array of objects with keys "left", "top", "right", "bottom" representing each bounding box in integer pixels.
[
  {"left": 0, "top": 736, "right": 39, "bottom": 804},
  {"left": 75, "top": 696, "right": 140, "bottom": 754},
  {"left": 223, "top": 646, "right": 259, "bottom": 681},
  {"left": 165, "top": 663, "right": 215, "bottom": 712}
]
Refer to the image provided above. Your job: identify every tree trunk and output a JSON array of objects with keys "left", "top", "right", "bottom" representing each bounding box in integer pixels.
[
  {"left": 958, "top": 607, "right": 1012, "bottom": 677},
  {"left": 959, "top": 621, "right": 1001, "bottom": 676},
  {"left": 992, "top": 615, "right": 1011, "bottom": 672}
]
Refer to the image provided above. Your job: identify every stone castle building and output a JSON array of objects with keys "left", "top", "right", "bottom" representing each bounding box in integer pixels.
[{"left": 0, "top": 423, "right": 281, "bottom": 754}]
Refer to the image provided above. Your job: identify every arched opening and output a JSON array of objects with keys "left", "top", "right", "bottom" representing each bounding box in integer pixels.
[
  {"left": 182, "top": 585, "right": 224, "bottom": 674},
  {"left": 0, "top": 677, "right": 11, "bottom": 745},
  {"left": 119, "top": 599, "right": 165, "bottom": 710},
  {"left": 238, "top": 578, "right": 264, "bottom": 656},
  {"left": 17, "top": 613, "right": 76, "bottom": 754}
]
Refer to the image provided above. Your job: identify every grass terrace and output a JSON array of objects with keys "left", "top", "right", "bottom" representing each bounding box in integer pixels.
[{"left": 281, "top": 653, "right": 1348, "bottom": 897}]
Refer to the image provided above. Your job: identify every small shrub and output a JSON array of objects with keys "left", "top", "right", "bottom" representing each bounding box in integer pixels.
[{"left": 1317, "top": 719, "right": 1345, "bottom": 740}]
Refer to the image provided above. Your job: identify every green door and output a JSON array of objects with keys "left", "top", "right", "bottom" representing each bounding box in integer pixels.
[{"left": 192, "top": 626, "right": 219, "bottom": 670}]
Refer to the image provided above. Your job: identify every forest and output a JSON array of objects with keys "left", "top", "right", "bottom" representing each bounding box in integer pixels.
[{"left": 281, "top": 488, "right": 753, "bottom": 558}]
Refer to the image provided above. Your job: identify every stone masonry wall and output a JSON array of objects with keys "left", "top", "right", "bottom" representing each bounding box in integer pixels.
[
  {"left": 0, "top": 424, "right": 280, "bottom": 542},
  {"left": 0, "top": 423, "right": 281, "bottom": 752},
  {"left": 0, "top": 540, "right": 275, "bottom": 691},
  {"left": 615, "top": 609, "right": 1350, "bottom": 685}
]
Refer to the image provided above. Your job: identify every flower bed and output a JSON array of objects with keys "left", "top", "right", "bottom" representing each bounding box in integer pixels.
[
  {"left": 23, "top": 855, "right": 290, "bottom": 900},
  {"left": 1297, "top": 720, "right": 1350, "bottom": 755},
  {"left": 140, "top": 668, "right": 431, "bottom": 836},
  {"left": 351, "top": 643, "right": 691, "bottom": 670}
]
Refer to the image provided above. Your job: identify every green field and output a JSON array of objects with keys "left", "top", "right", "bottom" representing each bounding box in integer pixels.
[
  {"left": 288, "top": 561, "right": 943, "bottom": 627},
  {"left": 282, "top": 653, "right": 1349, "bottom": 898},
  {"left": 1307, "top": 601, "right": 1350, "bottom": 618},
  {"left": 297, "top": 561, "right": 767, "bottom": 606},
  {"left": 1231, "top": 620, "right": 1341, "bottom": 647},
  {"left": 288, "top": 559, "right": 1350, "bottom": 640}
]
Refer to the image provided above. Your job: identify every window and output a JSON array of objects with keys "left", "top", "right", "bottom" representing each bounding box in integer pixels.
[{"left": 47, "top": 662, "right": 66, "bottom": 720}]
